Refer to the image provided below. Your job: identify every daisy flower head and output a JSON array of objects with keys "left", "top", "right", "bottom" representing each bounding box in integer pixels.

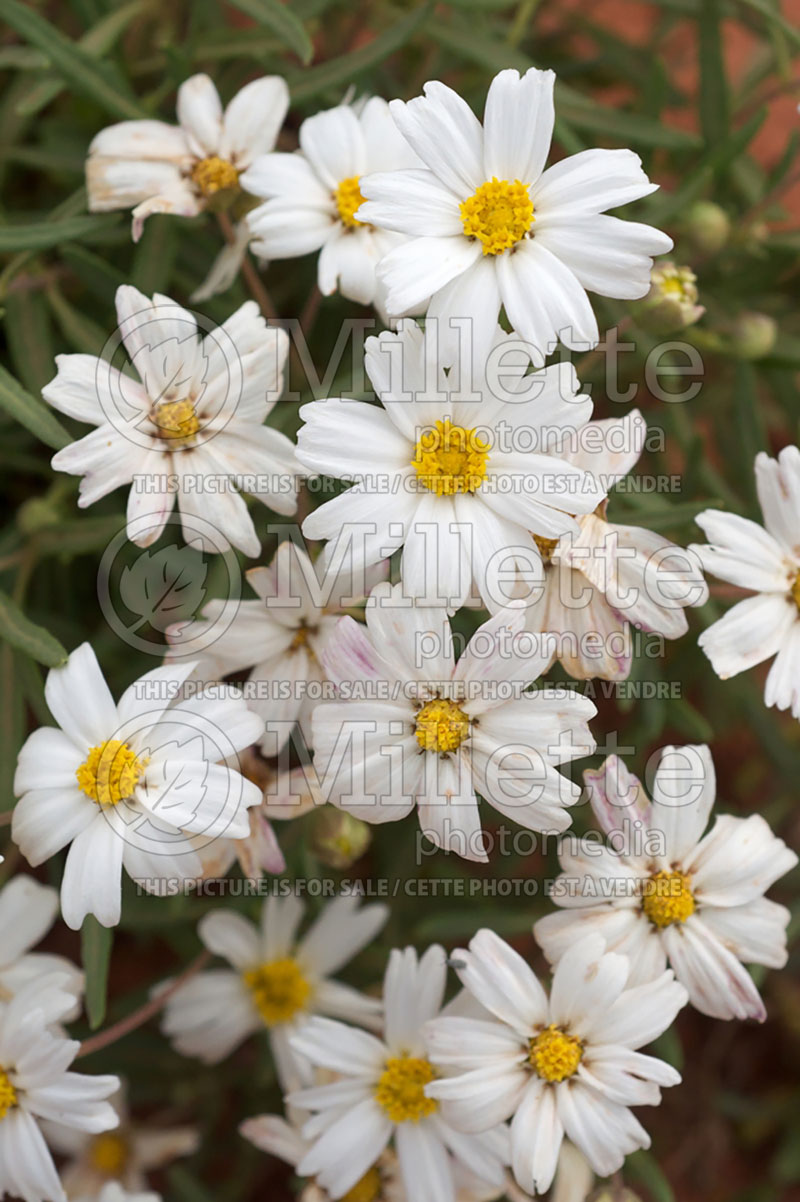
[
  {"left": 425, "top": 931, "right": 687, "bottom": 1194},
  {"left": 689, "top": 445, "right": 800, "bottom": 718},
  {"left": 298, "top": 319, "right": 606, "bottom": 614},
  {"left": 166, "top": 539, "right": 388, "bottom": 756},
  {"left": 357, "top": 68, "right": 672, "bottom": 359},
  {"left": 242, "top": 97, "right": 421, "bottom": 309},
  {"left": 43, "top": 1082, "right": 197, "bottom": 1198},
  {"left": 287, "top": 945, "right": 509, "bottom": 1202},
  {"left": 12, "top": 643, "right": 265, "bottom": 930},
  {"left": 161, "top": 892, "right": 387, "bottom": 1088},
  {"left": 86, "top": 73, "right": 289, "bottom": 241},
  {"left": 521, "top": 410, "right": 708, "bottom": 679},
  {"left": 534, "top": 745, "right": 798, "bottom": 1021},
  {"left": 0, "top": 973, "right": 120, "bottom": 1202},
  {"left": 312, "top": 582, "right": 596, "bottom": 862},
  {"left": 0, "top": 875, "right": 84, "bottom": 1009},
  {"left": 45, "top": 286, "right": 297, "bottom": 557}
]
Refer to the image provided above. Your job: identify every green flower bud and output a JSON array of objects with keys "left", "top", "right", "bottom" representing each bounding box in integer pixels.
[
  {"left": 685, "top": 201, "right": 730, "bottom": 255},
  {"left": 310, "top": 807, "right": 372, "bottom": 869},
  {"left": 636, "top": 263, "right": 704, "bottom": 334}
]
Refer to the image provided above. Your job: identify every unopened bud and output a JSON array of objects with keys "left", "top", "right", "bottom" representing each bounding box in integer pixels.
[
  {"left": 684, "top": 201, "right": 730, "bottom": 255},
  {"left": 310, "top": 808, "right": 372, "bottom": 869},
  {"left": 730, "top": 311, "right": 777, "bottom": 359},
  {"left": 636, "top": 263, "right": 704, "bottom": 333}
]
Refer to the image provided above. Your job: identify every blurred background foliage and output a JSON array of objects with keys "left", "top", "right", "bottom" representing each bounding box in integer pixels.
[{"left": 1, "top": 0, "right": 799, "bottom": 1199}]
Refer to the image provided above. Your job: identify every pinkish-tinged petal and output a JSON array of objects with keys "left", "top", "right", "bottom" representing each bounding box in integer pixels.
[{"left": 583, "top": 754, "right": 651, "bottom": 836}]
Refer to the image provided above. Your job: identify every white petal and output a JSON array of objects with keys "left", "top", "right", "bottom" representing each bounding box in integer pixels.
[
  {"left": 698, "top": 593, "right": 794, "bottom": 679},
  {"left": 60, "top": 815, "right": 124, "bottom": 930},
  {"left": 198, "top": 911, "right": 260, "bottom": 971},
  {"left": 533, "top": 148, "right": 658, "bottom": 216},
  {"left": 44, "top": 643, "right": 118, "bottom": 749},
  {"left": 692, "top": 507, "right": 790, "bottom": 593},
  {"left": 510, "top": 1078, "right": 563, "bottom": 1194},
  {"left": 754, "top": 445, "right": 800, "bottom": 560},
  {"left": 661, "top": 916, "right": 766, "bottom": 1021},
  {"left": 649, "top": 743, "right": 715, "bottom": 864},
  {"left": 483, "top": 67, "right": 555, "bottom": 185},
  {"left": 453, "top": 928, "right": 547, "bottom": 1037},
  {"left": 534, "top": 214, "right": 673, "bottom": 300},
  {"left": 177, "top": 73, "right": 223, "bottom": 156},
  {"left": 390, "top": 82, "right": 484, "bottom": 195},
  {"left": 497, "top": 240, "right": 599, "bottom": 359},
  {"left": 377, "top": 235, "right": 481, "bottom": 317},
  {"left": 0, "top": 877, "right": 58, "bottom": 967},
  {"left": 220, "top": 76, "right": 289, "bottom": 166}
]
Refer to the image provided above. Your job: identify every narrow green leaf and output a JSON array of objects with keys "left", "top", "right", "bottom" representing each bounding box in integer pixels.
[
  {"left": 227, "top": 0, "right": 313, "bottom": 63},
  {"left": 46, "top": 286, "right": 108, "bottom": 356},
  {"left": 81, "top": 914, "right": 113, "bottom": 1030},
  {"left": 15, "top": 0, "right": 146, "bottom": 118},
  {"left": 0, "top": 0, "right": 146, "bottom": 120},
  {"left": 0, "top": 364, "right": 70, "bottom": 451},
  {"left": 0, "top": 214, "right": 119, "bottom": 253},
  {"left": 699, "top": 0, "right": 729, "bottom": 147},
  {"left": 4, "top": 290, "right": 56, "bottom": 395},
  {"left": 0, "top": 590, "right": 68, "bottom": 667},
  {"left": 288, "top": 5, "right": 433, "bottom": 103},
  {"left": 626, "top": 1149, "right": 676, "bottom": 1202},
  {"left": 0, "top": 644, "right": 23, "bottom": 809},
  {"left": 738, "top": 0, "right": 800, "bottom": 49}
]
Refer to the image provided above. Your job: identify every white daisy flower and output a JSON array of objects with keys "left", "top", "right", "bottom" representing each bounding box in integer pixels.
[
  {"left": 534, "top": 745, "right": 797, "bottom": 1022},
  {"left": 425, "top": 931, "right": 687, "bottom": 1194},
  {"left": 297, "top": 320, "right": 605, "bottom": 613},
  {"left": 12, "top": 643, "right": 265, "bottom": 930},
  {"left": 357, "top": 68, "right": 672, "bottom": 357},
  {"left": 287, "top": 945, "right": 509, "bottom": 1202},
  {"left": 45, "top": 286, "right": 297, "bottom": 557},
  {"left": 312, "top": 583, "right": 596, "bottom": 862},
  {"left": 521, "top": 411, "right": 708, "bottom": 679},
  {"left": 689, "top": 445, "right": 800, "bottom": 718},
  {"left": 242, "top": 98, "right": 421, "bottom": 308},
  {"left": 166, "top": 539, "right": 388, "bottom": 755},
  {"left": 86, "top": 73, "right": 289, "bottom": 242},
  {"left": 0, "top": 875, "right": 84, "bottom": 1009},
  {"left": 161, "top": 893, "right": 387, "bottom": 1089},
  {"left": 44, "top": 1083, "right": 197, "bottom": 1198},
  {"left": 0, "top": 974, "right": 120, "bottom": 1202}
]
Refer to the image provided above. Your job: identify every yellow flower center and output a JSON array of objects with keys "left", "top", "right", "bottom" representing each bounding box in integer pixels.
[
  {"left": 791, "top": 570, "right": 800, "bottom": 612},
  {"left": 76, "top": 740, "right": 148, "bottom": 807},
  {"left": 243, "top": 958, "right": 312, "bottom": 1027},
  {"left": 0, "top": 1069, "right": 17, "bottom": 1121},
  {"left": 290, "top": 623, "right": 311, "bottom": 652},
  {"left": 460, "top": 178, "right": 534, "bottom": 255},
  {"left": 154, "top": 398, "right": 200, "bottom": 446},
  {"left": 529, "top": 1025, "right": 583, "bottom": 1083},
  {"left": 89, "top": 1132, "right": 130, "bottom": 1177},
  {"left": 341, "top": 1166, "right": 383, "bottom": 1202},
  {"left": 642, "top": 870, "right": 696, "bottom": 928},
  {"left": 652, "top": 264, "right": 698, "bottom": 304},
  {"left": 191, "top": 154, "right": 240, "bottom": 197},
  {"left": 415, "top": 698, "right": 470, "bottom": 753},
  {"left": 334, "top": 175, "right": 367, "bottom": 229},
  {"left": 375, "top": 1056, "right": 438, "bottom": 1123},
  {"left": 412, "top": 418, "right": 490, "bottom": 496},
  {"left": 533, "top": 534, "right": 560, "bottom": 563}
]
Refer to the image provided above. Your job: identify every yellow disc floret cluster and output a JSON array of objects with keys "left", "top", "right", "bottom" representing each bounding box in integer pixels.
[
  {"left": 334, "top": 176, "right": 367, "bottom": 229},
  {"left": 191, "top": 155, "right": 240, "bottom": 197},
  {"left": 76, "top": 740, "right": 147, "bottom": 807},
  {"left": 90, "top": 1132, "right": 130, "bottom": 1177},
  {"left": 460, "top": 178, "right": 534, "bottom": 255},
  {"left": 0, "top": 1069, "right": 18, "bottom": 1121},
  {"left": 154, "top": 398, "right": 200, "bottom": 446},
  {"left": 415, "top": 698, "right": 470, "bottom": 753},
  {"left": 642, "top": 870, "right": 696, "bottom": 928},
  {"left": 243, "top": 958, "right": 312, "bottom": 1027},
  {"left": 529, "top": 1025, "right": 583, "bottom": 1083},
  {"left": 412, "top": 419, "right": 490, "bottom": 496},
  {"left": 341, "top": 1167, "right": 383, "bottom": 1202},
  {"left": 533, "top": 534, "right": 561, "bottom": 564},
  {"left": 374, "top": 1056, "right": 438, "bottom": 1123}
]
